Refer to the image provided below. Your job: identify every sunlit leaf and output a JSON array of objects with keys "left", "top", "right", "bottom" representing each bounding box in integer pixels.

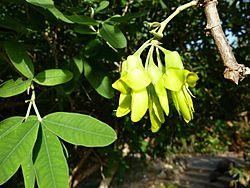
[
  {"left": 83, "top": 60, "right": 114, "bottom": 99},
  {"left": 25, "top": 0, "right": 73, "bottom": 23},
  {"left": 21, "top": 154, "right": 36, "bottom": 188},
  {"left": 4, "top": 41, "right": 34, "bottom": 78},
  {"left": 0, "top": 78, "right": 32, "bottom": 98},
  {"left": 0, "top": 116, "right": 24, "bottom": 140},
  {"left": 99, "top": 22, "right": 127, "bottom": 49},
  {"left": 34, "top": 126, "right": 68, "bottom": 188},
  {"left": 33, "top": 69, "right": 73, "bottom": 86},
  {"left": 42, "top": 112, "right": 117, "bottom": 147},
  {"left": 0, "top": 116, "right": 39, "bottom": 185}
]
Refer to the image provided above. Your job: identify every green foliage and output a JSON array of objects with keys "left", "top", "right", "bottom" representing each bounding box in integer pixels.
[
  {"left": 83, "top": 60, "right": 114, "bottom": 99},
  {"left": 99, "top": 22, "right": 127, "bottom": 49},
  {"left": 0, "top": 78, "right": 32, "bottom": 98},
  {"left": 33, "top": 69, "right": 73, "bottom": 86},
  {"left": 0, "top": 116, "right": 39, "bottom": 184},
  {"left": 34, "top": 126, "right": 68, "bottom": 188},
  {"left": 4, "top": 41, "right": 34, "bottom": 78},
  {"left": 42, "top": 112, "right": 117, "bottom": 147},
  {"left": 0, "top": 0, "right": 249, "bottom": 187},
  {"left": 0, "top": 112, "right": 117, "bottom": 186}
]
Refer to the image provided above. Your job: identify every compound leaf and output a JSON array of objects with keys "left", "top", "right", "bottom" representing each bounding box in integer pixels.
[
  {"left": 0, "top": 116, "right": 39, "bottom": 185},
  {"left": 21, "top": 154, "right": 36, "bottom": 188},
  {"left": 42, "top": 112, "right": 117, "bottom": 147},
  {"left": 0, "top": 116, "right": 24, "bottom": 140},
  {"left": 34, "top": 126, "right": 68, "bottom": 188}
]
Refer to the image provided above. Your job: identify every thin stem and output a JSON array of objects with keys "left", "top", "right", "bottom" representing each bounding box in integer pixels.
[
  {"left": 134, "top": 39, "right": 152, "bottom": 56},
  {"left": 156, "top": 48, "right": 164, "bottom": 73},
  {"left": 145, "top": 45, "right": 154, "bottom": 69},
  {"left": 32, "top": 102, "right": 42, "bottom": 122},
  {"left": 25, "top": 101, "right": 32, "bottom": 120},
  {"left": 157, "top": 0, "right": 198, "bottom": 36},
  {"left": 24, "top": 84, "right": 43, "bottom": 122}
]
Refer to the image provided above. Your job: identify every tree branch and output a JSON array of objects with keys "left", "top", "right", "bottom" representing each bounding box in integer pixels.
[{"left": 203, "top": 0, "right": 250, "bottom": 84}]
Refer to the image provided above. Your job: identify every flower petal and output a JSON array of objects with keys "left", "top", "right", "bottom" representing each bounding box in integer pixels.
[
  {"left": 154, "top": 79, "right": 169, "bottom": 116},
  {"left": 131, "top": 88, "right": 148, "bottom": 122},
  {"left": 164, "top": 51, "right": 184, "bottom": 69},
  {"left": 121, "top": 55, "right": 151, "bottom": 91},
  {"left": 176, "top": 89, "right": 193, "bottom": 123},
  {"left": 112, "top": 79, "right": 130, "bottom": 94},
  {"left": 116, "top": 94, "right": 131, "bottom": 117},
  {"left": 163, "top": 68, "right": 186, "bottom": 91},
  {"left": 149, "top": 95, "right": 162, "bottom": 133}
]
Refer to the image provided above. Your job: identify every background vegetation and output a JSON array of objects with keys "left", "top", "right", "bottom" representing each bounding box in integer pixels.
[{"left": 0, "top": 0, "right": 249, "bottom": 187}]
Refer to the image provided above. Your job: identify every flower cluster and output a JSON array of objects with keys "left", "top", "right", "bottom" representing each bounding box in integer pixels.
[{"left": 112, "top": 41, "right": 199, "bottom": 132}]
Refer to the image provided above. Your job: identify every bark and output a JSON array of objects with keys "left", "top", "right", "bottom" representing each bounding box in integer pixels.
[{"left": 202, "top": 0, "right": 250, "bottom": 84}]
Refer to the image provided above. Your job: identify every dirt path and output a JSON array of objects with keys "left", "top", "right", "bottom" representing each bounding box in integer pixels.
[{"left": 109, "top": 154, "right": 245, "bottom": 188}]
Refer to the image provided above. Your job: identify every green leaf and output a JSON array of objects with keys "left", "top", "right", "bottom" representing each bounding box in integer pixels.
[
  {"left": 42, "top": 112, "right": 117, "bottom": 147},
  {"left": 34, "top": 126, "right": 68, "bottom": 188},
  {"left": 83, "top": 60, "right": 114, "bottom": 99},
  {"left": 33, "top": 69, "right": 73, "bottom": 86},
  {"left": 0, "top": 116, "right": 40, "bottom": 185},
  {"left": 95, "top": 1, "right": 109, "bottom": 13},
  {"left": 25, "top": 0, "right": 73, "bottom": 23},
  {"left": 22, "top": 154, "right": 36, "bottom": 188},
  {"left": 109, "top": 11, "right": 147, "bottom": 22},
  {"left": 99, "top": 22, "right": 127, "bottom": 49},
  {"left": 72, "top": 57, "right": 84, "bottom": 80},
  {"left": 0, "top": 15, "right": 28, "bottom": 33},
  {"left": 65, "top": 15, "right": 99, "bottom": 25},
  {"left": 0, "top": 116, "right": 24, "bottom": 140},
  {"left": 74, "top": 25, "right": 97, "bottom": 34},
  {"left": 0, "top": 78, "right": 32, "bottom": 98},
  {"left": 4, "top": 41, "right": 34, "bottom": 78}
]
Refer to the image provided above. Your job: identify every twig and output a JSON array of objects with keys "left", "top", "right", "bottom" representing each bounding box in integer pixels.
[
  {"left": 69, "top": 149, "right": 93, "bottom": 188},
  {"left": 72, "top": 163, "right": 100, "bottom": 188},
  {"left": 203, "top": 0, "right": 250, "bottom": 84},
  {"left": 98, "top": 161, "right": 119, "bottom": 188},
  {"left": 122, "top": 0, "right": 134, "bottom": 16},
  {"left": 157, "top": 0, "right": 199, "bottom": 37}
]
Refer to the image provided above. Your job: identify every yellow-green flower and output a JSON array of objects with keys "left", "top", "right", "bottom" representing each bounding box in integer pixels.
[
  {"left": 147, "top": 47, "right": 169, "bottom": 116},
  {"left": 148, "top": 85, "right": 165, "bottom": 132},
  {"left": 163, "top": 50, "right": 199, "bottom": 122},
  {"left": 112, "top": 55, "right": 151, "bottom": 122}
]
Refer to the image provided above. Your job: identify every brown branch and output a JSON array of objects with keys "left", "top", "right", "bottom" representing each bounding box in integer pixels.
[
  {"left": 69, "top": 149, "right": 93, "bottom": 188},
  {"left": 98, "top": 161, "right": 119, "bottom": 188},
  {"left": 203, "top": 0, "right": 250, "bottom": 84},
  {"left": 72, "top": 163, "right": 100, "bottom": 188}
]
